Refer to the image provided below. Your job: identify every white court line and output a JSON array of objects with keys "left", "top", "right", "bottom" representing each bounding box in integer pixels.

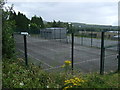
[
  {"left": 18, "top": 49, "right": 53, "bottom": 68},
  {"left": 44, "top": 54, "right": 117, "bottom": 71},
  {"left": 74, "top": 54, "right": 117, "bottom": 65},
  {"left": 17, "top": 48, "right": 117, "bottom": 71},
  {"left": 43, "top": 58, "right": 100, "bottom": 71},
  {"left": 44, "top": 66, "right": 62, "bottom": 71}
]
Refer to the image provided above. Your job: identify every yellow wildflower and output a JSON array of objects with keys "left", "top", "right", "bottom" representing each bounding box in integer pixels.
[
  {"left": 63, "top": 77, "right": 85, "bottom": 89},
  {"left": 61, "top": 64, "right": 65, "bottom": 68},
  {"left": 64, "top": 60, "right": 71, "bottom": 65}
]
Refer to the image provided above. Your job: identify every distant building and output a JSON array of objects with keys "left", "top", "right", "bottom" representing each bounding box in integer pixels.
[{"left": 40, "top": 27, "right": 67, "bottom": 39}]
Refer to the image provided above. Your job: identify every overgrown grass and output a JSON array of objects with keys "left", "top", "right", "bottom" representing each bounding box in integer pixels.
[{"left": 2, "top": 57, "right": 119, "bottom": 88}]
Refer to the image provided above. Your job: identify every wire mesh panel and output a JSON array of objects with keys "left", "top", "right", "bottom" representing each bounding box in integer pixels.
[
  {"left": 67, "top": 31, "right": 102, "bottom": 48},
  {"left": 104, "top": 31, "right": 118, "bottom": 51},
  {"left": 73, "top": 30, "right": 118, "bottom": 73},
  {"left": 91, "top": 32, "right": 101, "bottom": 48},
  {"left": 23, "top": 28, "right": 70, "bottom": 70},
  {"left": 14, "top": 29, "right": 119, "bottom": 73},
  {"left": 73, "top": 31, "right": 101, "bottom": 73},
  {"left": 104, "top": 31, "right": 118, "bottom": 72},
  {"left": 14, "top": 34, "right": 25, "bottom": 57}
]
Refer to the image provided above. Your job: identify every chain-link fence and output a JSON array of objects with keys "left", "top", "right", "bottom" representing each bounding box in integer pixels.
[
  {"left": 66, "top": 30, "right": 118, "bottom": 73},
  {"left": 14, "top": 29, "right": 119, "bottom": 74},
  {"left": 14, "top": 31, "right": 70, "bottom": 71},
  {"left": 104, "top": 31, "right": 118, "bottom": 72}
]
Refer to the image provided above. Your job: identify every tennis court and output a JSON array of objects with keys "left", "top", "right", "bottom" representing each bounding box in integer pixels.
[{"left": 14, "top": 34, "right": 118, "bottom": 73}]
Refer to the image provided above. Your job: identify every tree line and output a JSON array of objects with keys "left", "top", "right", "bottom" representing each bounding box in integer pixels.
[
  {"left": 3, "top": 3, "right": 117, "bottom": 35},
  {"left": 9, "top": 10, "right": 69, "bottom": 34}
]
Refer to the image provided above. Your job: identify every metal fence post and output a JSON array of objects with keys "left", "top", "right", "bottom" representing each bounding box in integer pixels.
[
  {"left": 43, "top": 29, "right": 45, "bottom": 39},
  {"left": 81, "top": 30, "right": 83, "bottom": 45},
  {"left": 45, "top": 29, "right": 46, "bottom": 39},
  {"left": 71, "top": 32, "right": 74, "bottom": 72},
  {"left": 118, "top": 27, "right": 120, "bottom": 72},
  {"left": 100, "top": 31, "right": 105, "bottom": 75},
  {"left": 24, "top": 35, "right": 28, "bottom": 66},
  {"left": 54, "top": 28, "right": 55, "bottom": 39},
  {"left": 91, "top": 31, "right": 93, "bottom": 47},
  {"left": 60, "top": 28, "right": 61, "bottom": 42}
]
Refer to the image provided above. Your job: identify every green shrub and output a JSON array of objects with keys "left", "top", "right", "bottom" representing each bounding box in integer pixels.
[
  {"left": 2, "top": 58, "right": 119, "bottom": 88},
  {"left": 84, "top": 72, "right": 119, "bottom": 88},
  {"left": 2, "top": 6, "right": 16, "bottom": 59}
]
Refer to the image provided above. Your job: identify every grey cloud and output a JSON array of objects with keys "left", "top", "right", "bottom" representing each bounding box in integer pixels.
[{"left": 6, "top": 2, "right": 118, "bottom": 25}]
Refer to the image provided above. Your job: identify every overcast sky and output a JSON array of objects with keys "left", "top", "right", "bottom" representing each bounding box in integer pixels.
[{"left": 6, "top": 0, "right": 119, "bottom": 26}]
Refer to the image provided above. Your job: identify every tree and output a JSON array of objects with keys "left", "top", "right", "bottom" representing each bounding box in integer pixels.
[
  {"left": 15, "top": 12, "right": 30, "bottom": 32},
  {"left": 45, "top": 20, "right": 67, "bottom": 28},
  {"left": 52, "top": 20, "right": 57, "bottom": 27},
  {"left": 31, "top": 15, "right": 45, "bottom": 29},
  {"left": 45, "top": 22, "right": 53, "bottom": 28},
  {"left": 39, "top": 17, "right": 44, "bottom": 28},
  {"left": 9, "top": 11, "right": 16, "bottom": 21},
  {"left": 29, "top": 23, "right": 39, "bottom": 34},
  {"left": 2, "top": 1, "right": 16, "bottom": 58}
]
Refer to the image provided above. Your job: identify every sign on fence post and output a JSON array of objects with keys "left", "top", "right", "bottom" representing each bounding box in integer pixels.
[
  {"left": 100, "top": 31, "right": 105, "bottom": 75},
  {"left": 21, "top": 32, "right": 28, "bottom": 66}
]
